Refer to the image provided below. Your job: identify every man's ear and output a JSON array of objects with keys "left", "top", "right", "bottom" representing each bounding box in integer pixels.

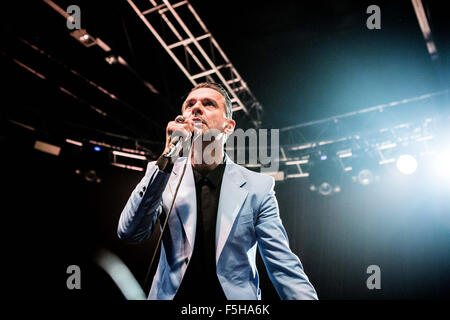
[{"left": 223, "top": 119, "right": 235, "bottom": 135}]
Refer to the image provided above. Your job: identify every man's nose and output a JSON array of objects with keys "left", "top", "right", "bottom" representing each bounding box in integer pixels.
[{"left": 191, "top": 102, "right": 204, "bottom": 115}]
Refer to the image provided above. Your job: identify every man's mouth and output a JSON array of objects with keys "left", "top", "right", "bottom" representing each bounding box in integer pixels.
[{"left": 192, "top": 117, "right": 207, "bottom": 125}]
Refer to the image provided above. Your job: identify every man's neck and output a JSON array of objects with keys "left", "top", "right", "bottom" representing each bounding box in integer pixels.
[{"left": 191, "top": 148, "right": 224, "bottom": 176}]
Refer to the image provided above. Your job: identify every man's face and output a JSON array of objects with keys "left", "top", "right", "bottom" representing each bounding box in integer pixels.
[{"left": 181, "top": 87, "right": 234, "bottom": 136}]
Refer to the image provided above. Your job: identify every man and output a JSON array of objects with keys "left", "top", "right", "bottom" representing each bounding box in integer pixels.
[{"left": 117, "top": 82, "right": 318, "bottom": 300}]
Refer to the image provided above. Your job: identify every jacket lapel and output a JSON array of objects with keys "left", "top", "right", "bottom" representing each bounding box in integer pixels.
[
  {"left": 167, "top": 157, "right": 197, "bottom": 251},
  {"left": 166, "top": 155, "right": 248, "bottom": 264},
  {"left": 215, "top": 155, "right": 248, "bottom": 264}
]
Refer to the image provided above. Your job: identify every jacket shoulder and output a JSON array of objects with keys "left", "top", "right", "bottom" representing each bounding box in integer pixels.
[{"left": 233, "top": 163, "right": 275, "bottom": 191}]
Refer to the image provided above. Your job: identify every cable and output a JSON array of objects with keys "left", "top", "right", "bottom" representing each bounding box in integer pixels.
[{"left": 143, "top": 136, "right": 195, "bottom": 295}]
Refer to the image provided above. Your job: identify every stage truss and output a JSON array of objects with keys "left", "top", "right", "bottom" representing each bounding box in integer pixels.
[{"left": 126, "top": 0, "right": 263, "bottom": 128}]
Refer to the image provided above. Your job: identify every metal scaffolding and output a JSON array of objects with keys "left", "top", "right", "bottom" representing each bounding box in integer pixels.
[
  {"left": 277, "top": 89, "right": 449, "bottom": 179},
  {"left": 126, "top": 0, "right": 263, "bottom": 127}
]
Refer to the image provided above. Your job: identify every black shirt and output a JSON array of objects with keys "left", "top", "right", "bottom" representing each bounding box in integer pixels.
[{"left": 173, "top": 160, "right": 227, "bottom": 301}]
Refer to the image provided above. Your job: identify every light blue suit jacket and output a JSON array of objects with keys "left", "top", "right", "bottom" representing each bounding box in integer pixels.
[{"left": 118, "top": 154, "right": 318, "bottom": 300}]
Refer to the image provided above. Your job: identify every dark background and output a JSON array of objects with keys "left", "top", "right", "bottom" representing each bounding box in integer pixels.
[{"left": 1, "top": 0, "right": 449, "bottom": 300}]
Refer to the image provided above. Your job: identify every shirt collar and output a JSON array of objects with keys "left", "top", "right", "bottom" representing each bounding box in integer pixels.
[{"left": 192, "top": 157, "right": 226, "bottom": 189}]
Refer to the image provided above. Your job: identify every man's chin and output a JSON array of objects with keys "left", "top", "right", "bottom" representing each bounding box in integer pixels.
[{"left": 193, "top": 128, "right": 222, "bottom": 139}]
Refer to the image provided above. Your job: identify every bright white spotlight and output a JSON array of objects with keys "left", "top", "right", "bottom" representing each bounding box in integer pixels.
[
  {"left": 435, "top": 151, "right": 450, "bottom": 178},
  {"left": 396, "top": 154, "right": 418, "bottom": 175}
]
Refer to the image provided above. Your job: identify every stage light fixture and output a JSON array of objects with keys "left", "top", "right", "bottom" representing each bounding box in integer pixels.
[
  {"left": 308, "top": 152, "right": 342, "bottom": 195},
  {"left": 66, "top": 139, "right": 83, "bottom": 147},
  {"left": 105, "top": 55, "right": 118, "bottom": 65},
  {"left": 396, "top": 154, "right": 418, "bottom": 175},
  {"left": 94, "top": 146, "right": 101, "bottom": 152},
  {"left": 70, "top": 29, "right": 97, "bottom": 47},
  {"left": 75, "top": 169, "right": 101, "bottom": 183},
  {"left": 318, "top": 182, "right": 333, "bottom": 196},
  {"left": 85, "top": 169, "right": 101, "bottom": 183},
  {"left": 358, "top": 169, "right": 374, "bottom": 185},
  {"left": 34, "top": 140, "right": 61, "bottom": 156}
]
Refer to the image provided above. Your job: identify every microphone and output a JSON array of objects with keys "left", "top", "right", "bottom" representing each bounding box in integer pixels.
[{"left": 163, "top": 115, "right": 186, "bottom": 158}]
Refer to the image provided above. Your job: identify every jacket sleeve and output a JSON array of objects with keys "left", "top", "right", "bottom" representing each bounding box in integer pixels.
[
  {"left": 255, "top": 177, "right": 318, "bottom": 300},
  {"left": 117, "top": 161, "right": 171, "bottom": 242}
]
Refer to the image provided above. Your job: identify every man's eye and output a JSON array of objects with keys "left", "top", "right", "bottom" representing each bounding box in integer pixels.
[{"left": 204, "top": 100, "right": 215, "bottom": 106}]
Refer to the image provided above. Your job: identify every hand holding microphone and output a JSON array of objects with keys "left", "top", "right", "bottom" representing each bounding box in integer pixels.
[{"left": 163, "top": 115, "right": 197, "bottom": 158}]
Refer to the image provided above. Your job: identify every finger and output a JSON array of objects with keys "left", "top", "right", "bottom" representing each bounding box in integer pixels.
[
  {"left": 166, "top": 121, "right": 178, "bottom": 135},
  {"left": 181, "top": 120, "right": 194, "bottom": 133},
  {"left": 175, "top": 115, "right": 185, "bottom": 123}
]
